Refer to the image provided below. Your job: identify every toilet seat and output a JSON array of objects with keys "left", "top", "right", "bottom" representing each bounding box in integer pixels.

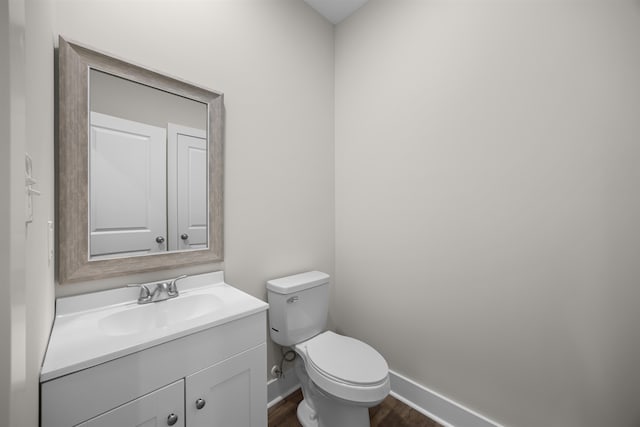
[{"left": 295, "top": 331, "right": 390, "bottom": 405}]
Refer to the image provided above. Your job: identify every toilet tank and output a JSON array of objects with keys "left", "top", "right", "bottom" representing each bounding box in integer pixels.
[{"left": 266, "top": 271, "right": 330, "bottom": 347}]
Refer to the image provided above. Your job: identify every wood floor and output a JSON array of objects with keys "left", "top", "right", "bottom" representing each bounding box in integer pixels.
[{"left": 268, "top": 388, "right": 443, "bottom": 427}]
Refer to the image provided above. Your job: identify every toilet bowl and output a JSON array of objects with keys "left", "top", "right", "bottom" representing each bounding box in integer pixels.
[{"left": 266, "top": 271, "right": 390, "bottom": 427}]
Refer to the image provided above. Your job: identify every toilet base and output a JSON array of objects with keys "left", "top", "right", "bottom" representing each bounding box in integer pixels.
[
  {"left": 296, "top": 396, "right": 371, "bottom": 427},
  {"left": 297, "top": 399, "right": 318, "bottom": 427}
]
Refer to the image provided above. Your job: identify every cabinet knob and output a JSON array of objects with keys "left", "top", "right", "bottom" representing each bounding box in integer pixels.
[
  {"left": 156, "top": 236, "right": 165, "bottom": 244},
  {"left": 167, "top": 413, "right": 178, "bottom": 426},
  {"left": 181, "top": 233, "right": 189, "bottom": 240},
  {"left": 195, "top": 398, "right": 206, "bottom": 410}
]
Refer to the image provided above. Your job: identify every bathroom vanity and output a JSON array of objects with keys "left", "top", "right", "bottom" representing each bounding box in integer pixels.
[
  {"left": 40, "top": 272, "right": 268, "bottom": 427},
  {"left": 47, "top": 36, "right": 257, "bottom": 426}
]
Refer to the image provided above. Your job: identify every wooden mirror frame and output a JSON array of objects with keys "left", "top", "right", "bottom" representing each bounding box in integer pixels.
[{"left": 58, "top": 36, "right": 224, "bottom": 284}]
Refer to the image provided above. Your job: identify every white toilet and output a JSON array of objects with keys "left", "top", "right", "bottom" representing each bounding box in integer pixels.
[{"left": 266, "top": 271, "right": 390, "bottom": 427}]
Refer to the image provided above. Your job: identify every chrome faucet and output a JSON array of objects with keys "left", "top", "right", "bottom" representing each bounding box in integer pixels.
[
  {"left": 167, "top": 274, "right": 187, "bottom": 297},
  {"left": 128, "top": 275, "right": 188, "bottom": 304},
  {"left": 127, "top": 283, "right": 153, "bottom": 304}
]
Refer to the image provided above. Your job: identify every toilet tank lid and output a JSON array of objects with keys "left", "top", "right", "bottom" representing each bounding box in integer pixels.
[{"left": 266, "top": 271, "right": 329, "bottom": 294}]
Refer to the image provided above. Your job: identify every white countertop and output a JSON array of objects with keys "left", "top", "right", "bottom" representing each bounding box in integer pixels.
[{"left": 41, "top": 271, "right": 268, "bottom": 382}]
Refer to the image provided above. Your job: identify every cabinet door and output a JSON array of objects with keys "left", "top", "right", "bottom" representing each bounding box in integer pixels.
[
  {"left": 186, "top": 344, "right": 267, "bottom": 427},
  {"left": 78, "top": 380, "right": 184, "bottom": 427}
]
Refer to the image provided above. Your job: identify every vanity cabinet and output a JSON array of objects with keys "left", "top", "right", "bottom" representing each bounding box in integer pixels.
[
  {"left": 41, "top": 311, "right": 268, "bottom": 427},
  {"left": 186, "top": 345, "right": 265, "bottom": 427}
]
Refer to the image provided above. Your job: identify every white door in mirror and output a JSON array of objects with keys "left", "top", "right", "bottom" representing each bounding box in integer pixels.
[
  {"left": 90, "top": 112, "right": 167, "bottom": 258},
  {"left": 168, "top": 124, "right": 208, "bottom": 251}
]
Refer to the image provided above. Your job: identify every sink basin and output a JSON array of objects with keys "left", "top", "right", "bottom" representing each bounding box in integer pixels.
[
  {"left": 99, "top": 294, "right": 224, "bottom": 336},
  {"left": 40, "top": 271, "right": 269, "bottom": 382}
]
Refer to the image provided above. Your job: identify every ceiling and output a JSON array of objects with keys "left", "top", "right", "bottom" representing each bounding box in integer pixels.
[{"left": 303, "top": 0, "right": 370, "bottom": 24}]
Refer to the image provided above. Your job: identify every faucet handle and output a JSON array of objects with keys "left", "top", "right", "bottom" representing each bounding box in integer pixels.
[
  {"left": 127, "top": 283, "right": 152, "bottom": 303},
  {"left": 168, "top": 275, "right": 187, "bottom": 296}
]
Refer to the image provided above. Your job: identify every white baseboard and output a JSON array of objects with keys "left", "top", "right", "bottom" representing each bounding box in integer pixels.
[
  {"left": 266, "top": 368, "right": 503, "bottom": 427},
  {"left": 389, "top": 370, "right": 504, "bottom": 427},
  {"left": 267, "top": 368, "right": 300, "bottom": 408}
]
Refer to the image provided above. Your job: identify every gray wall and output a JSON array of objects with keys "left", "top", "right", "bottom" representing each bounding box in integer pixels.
[
  {"left": 334, "top": 1, "right": 640, "bottom": 426},
  {"left": 7, "top": 1, "right": 639, "bottom": 426},
  {"left": 54, "top": 0, "right": 335, "bottom": 382},
  {"left": 3, "top": 2, "right": 333, "bottom": 426},
  {"left": 90, "top": 69, "right": 207, "bottom": 130}
]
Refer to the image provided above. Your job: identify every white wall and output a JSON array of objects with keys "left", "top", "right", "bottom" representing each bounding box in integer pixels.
[
  {"left": 22, "top": 0, "right": 56, "bottom": 424},
  {"left": 54, "top": 0, "right": 334, "bottom": 374},
  {"left": 0, "top": 0, "right": 56, "bottom": 426},
  {"left": 0, "top": 3, "right": 15, "bottom": 425},
  {"left": 335, "top": 1, "right": 640, "bottom": 426}
]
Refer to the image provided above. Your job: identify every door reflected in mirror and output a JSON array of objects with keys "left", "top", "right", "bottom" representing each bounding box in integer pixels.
[{"left": 89, "top": 70, "right": 209, "bottom": 259}]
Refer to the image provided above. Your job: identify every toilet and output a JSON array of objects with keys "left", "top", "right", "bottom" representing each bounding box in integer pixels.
[{"left": 266, "top": 271, "right": 390, "bottom": 427}]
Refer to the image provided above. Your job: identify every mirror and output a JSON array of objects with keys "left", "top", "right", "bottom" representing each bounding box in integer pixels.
[
  {"left": 89, "top": 70, "right": 208, "bottom": 258},
  {"left": 58, "top": 37, "right": 223, "bottom": 283}
]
